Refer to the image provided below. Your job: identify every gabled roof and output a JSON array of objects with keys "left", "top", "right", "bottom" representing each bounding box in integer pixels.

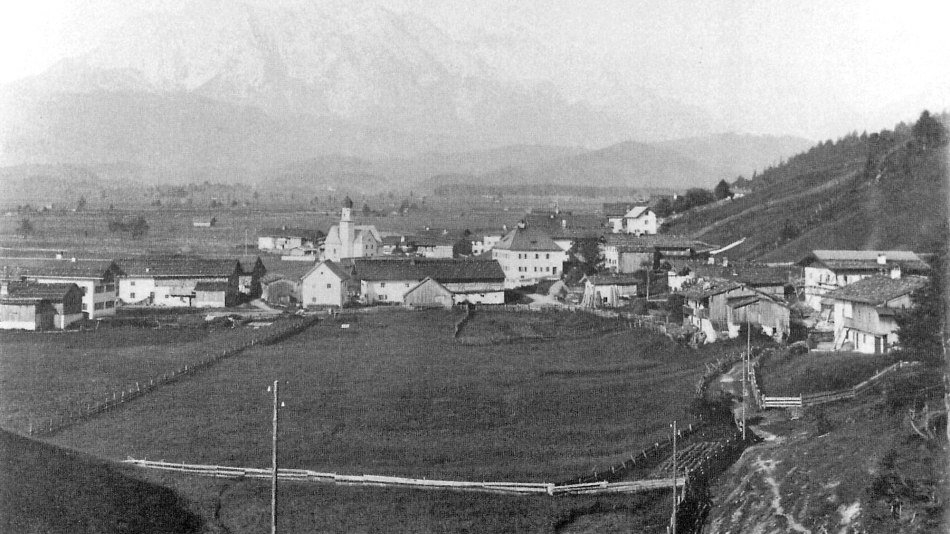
[
  {"left": 404, "top": 277, "right": 453, "bottom": 298},
  {"left": 604, "top": 202, "right": 648, "bottom": 218},
  {"left": 583, "top": 274, "right": 640, "bottom": 286},
  {"left": 492, "top": 226, "right": 562, "bottom": 252},
  {"left": 604, "top": 234, "right": 716, "bottom": 251},
  {"left": 116, "top": 257, "right": 240, "bottom": 278},
  {"left": 194, "top": 281, "right": 230, "bottom": 292},
  {"left": 304, "top": 260, "right": 353, "bottom": 282},
  {"left": 1, "top": 259, "right": 121, "bottom": 280},
  {"left": 352, "top": 258, "right": 505, "bottom": 283},
  {"left": 823, "top": 275, "right": 929, "bottom": 305},
  {"left": 259, "top": 227, "right": 324, "bottom": 241},
  {"left": 682, "top": 279, "right": 745, "bottom": 299},
  {"left": 1, "top": 281, "right": 79, "bottom": 303},
  {"left": 690, "top": 262, "right": 798, "bottom": 286},
  {"left": 325, "top": 224, "right": 381, "bottom": 245},
  {"left": 801, "top": 250, "right": 930, "bottom": 272}
]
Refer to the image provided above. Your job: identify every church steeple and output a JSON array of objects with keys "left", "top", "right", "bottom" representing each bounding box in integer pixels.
[{"left": 340, "top": 196, "right": 355, "bottom": 258}]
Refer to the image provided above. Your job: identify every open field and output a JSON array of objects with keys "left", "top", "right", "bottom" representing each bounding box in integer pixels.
[
  {"left": 457, "top": 309, "right": 625, "bottom": 344},
  {"left": 0, "top": 321, "right": 296, "bottom": 432},
  {"left": 757, "top": 350, "right": 900, "bottom": 396},
  {"left": 0, "top": 429, "right": 201, "bottom": 534},
  {"left": 45, "top": 310, "right": 736, "bottom": 483}
]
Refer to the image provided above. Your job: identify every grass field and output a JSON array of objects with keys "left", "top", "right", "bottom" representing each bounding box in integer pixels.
[
  {"left": 0, "top": 429, "right": 201, "bottom": 534},
  {"left": 757, "top": 350, "right": 900, "bottom": 396},
  {"left": 0, "top": 322, "right": 292, "bottom": 432},
  {"left": 44, "top": 310, "right": 732, "bottom": 483}
]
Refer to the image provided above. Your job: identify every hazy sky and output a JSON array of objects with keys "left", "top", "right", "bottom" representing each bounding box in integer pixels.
[{"left": 2, "top": 0, "right": 947, "bottom": 140}]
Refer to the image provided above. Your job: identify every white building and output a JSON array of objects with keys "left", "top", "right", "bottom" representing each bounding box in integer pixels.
[
  {"left": 323, "top": 197, "right": 382, "bottom": 262},
  {"left": 800, "top": 250, "right": 929, "bottom": 311},
  {"left": 1, "top": 259, "right": 121, "bottom": 319},
  {"left": 300, "top": 260, "right": 353, "bottom": 307},
  {"left": 352, "top": 258, "right": 505, "bottom": 305},
  {"left": 258, "top": 227, "right": 323, "bottom": 252},
  {"left": 604, "top": 203, "right": 657, "bottom": 235},
  {"left": 471, "top": 234, "right": 502, "bottom": 256},
  {"left": 115, "top": 257, "right": 241, "bottom": 307},
  {"left": 490, "top": 225, "right": 568, "bottom": 288},
  {"left": 823, "top": 275, "right": 929, "bottom": 353}
]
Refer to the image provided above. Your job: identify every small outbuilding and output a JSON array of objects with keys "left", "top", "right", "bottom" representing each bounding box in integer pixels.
[
  {"left": 581, "top": 274, "right": 639, "bottom": 308},
  {"left": 194, "top": 281, "right": 231, "bottom": 308},
  {"left": 403, "top": 277, "right": 454, "bottom": 308}
]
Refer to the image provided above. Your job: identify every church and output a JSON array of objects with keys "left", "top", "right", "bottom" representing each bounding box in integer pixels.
[{"left": 322, "top": 197, "right": 383, "bottom": 262}]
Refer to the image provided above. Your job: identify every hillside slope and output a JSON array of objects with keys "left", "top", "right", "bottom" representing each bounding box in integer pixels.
[
  {"left": 0, "top": 430, "right": 202, "bottom": 534},
  {"left": 664, "top": 112, "right": 949, "bottom": 260}
]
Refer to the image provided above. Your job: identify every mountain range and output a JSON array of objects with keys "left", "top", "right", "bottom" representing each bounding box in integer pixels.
[{"left": 0, "top": 0, "right": 811, "bottom": 190}]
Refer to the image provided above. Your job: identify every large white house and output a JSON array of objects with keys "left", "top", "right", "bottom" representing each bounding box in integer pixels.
[
  {"left": 115, "top": 257, "right": 242, "bottom": 307},
  {"left": 300, "top": 260, "right": 354, "bottom": 307},
  {"left": 490, "top": 225, "right": 568, "bottom": 288},
  {"left": 604, "top": 203, "right": 657, "bottom": 235},
  {"left": 1, "top": 259, "right": 121, "bottom": 319},
  {"left": 323, "top": 197, "right": 382, "bottom": 262},
  {"left": 800, "top": 250, "right": 929, "bottom": 311}
]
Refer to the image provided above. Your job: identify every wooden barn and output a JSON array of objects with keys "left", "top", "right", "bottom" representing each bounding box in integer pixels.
[
  {"left": 0, "top": 281, "right": 83, "bottom": 330},
  {"left": 403, "top": 277, "right": 454, "bottom": 308}
]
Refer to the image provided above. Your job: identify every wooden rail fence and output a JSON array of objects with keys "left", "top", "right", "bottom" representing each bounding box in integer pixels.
[
  {"left": 754, "top": 360, "right": 919, "bottom": 409},
  {"left": 28, "top": 315, "right": 320, "bottom": 437},
  {"left": 122, "top": 458, "right": 685, "bottom": 496}
]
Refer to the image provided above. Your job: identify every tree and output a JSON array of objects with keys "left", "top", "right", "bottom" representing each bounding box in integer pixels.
[
  {"left": 569, "top": 237, "right": 603, "bottom": 271},
  {"left": 129, "top": 216, "right": 149, "bottom": 238},
  {"left": 653, "top": 197, "right": 673, "bottom": 218},
  {"left": 714, "top": 179, "right": 732, "bottom": 200},
  {"left": 911, "top": 110, "right": 948, "bottom": 150},
  {"left": 17, "top": 218, "right": 34, "bottom": 236},
  {"left": 362, "top": 203, "right": 372, "bottom": 216}
]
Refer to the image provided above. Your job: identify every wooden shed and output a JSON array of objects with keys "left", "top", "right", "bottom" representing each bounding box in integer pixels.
[{"left": 403, "top": 277, "right": 454, "bottom": 309}]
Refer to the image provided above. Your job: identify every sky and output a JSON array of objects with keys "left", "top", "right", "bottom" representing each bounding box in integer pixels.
[{"left": 1, "top": 0, "right": 947, "bottom": 140}]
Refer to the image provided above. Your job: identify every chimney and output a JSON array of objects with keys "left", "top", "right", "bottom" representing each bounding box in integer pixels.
[
  {"left": 877, "top": 253, "right": 886, "bottom": 265},
  {"left": 890, "top": 265, "right": 901, "bottom": 279}
]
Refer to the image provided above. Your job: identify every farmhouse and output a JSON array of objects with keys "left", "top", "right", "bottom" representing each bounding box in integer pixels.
[
  {"left": 602, "top": 235, "right": 715, "bottom": 273},
  {"left": 300, "top": 260, "right": 354, "bottom": 307},
  {"left": 352, "top": 258, "right": 505, "bottom": 304},
  {"left": 823, "top": 275, "right": 929, "bottom": 354},
  {"left": 0, "top": 259, "right": 121, "bottom": 319},
  {"left": 192, "top": 216, "right": 216, "bottom": 227},
  {"left": 262, "top": 275, "right": 300, "bottom": 307},
  {"left": 490, "top": 224, "right": 568, "bottom": 288},
  {"left": 0, "top": 281, "right": 83, "bottom": 330},
  {"left": 580, "top": 274, "right": 639, "bottom": 308},
  {"left": 411, "top": 236, "right": 455, "bottom": 259},
  {"left": 725, "top": 292, "right": 802, "bottom": 342},
  {"left": 402, "top": 277, "right": 455, "bottom": 308},
  {"left": 323, "top": 197, "right": 382, "bottom": 262},
  {"left": 682, "top": 279, "right": 751, "bottom": 343},
  {"left": 603, "top": 202, "right": 657, "bottom": 235},
  {"left": 257, "top": 226, "right": 324, "bottom": 252},
  {"left": 115, "top": 257, "right": 241, "bottom": 307},
  {"left": 800, "top": 250, "right": 929, "bottom": 311}
]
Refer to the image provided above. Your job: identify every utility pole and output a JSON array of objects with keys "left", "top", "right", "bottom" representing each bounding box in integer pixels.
[
  {"left": 671, "top": 419, "right": 678, "bottom": 534},
  {"left": 268, "top": 380, "right": 283, "bottom": 534},
  {"left": 245, "top": 228, "right": 248, "bottom": 257},
  {"left": 743, "top": 317, "right": 750, "bottom": 440}
]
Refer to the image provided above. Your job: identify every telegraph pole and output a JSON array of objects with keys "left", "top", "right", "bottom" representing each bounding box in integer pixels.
[
  {"left": 671, "top": 420, "right": 678, "bottom": 534},
  {"left": 742, "top": 318, "right": 750, "bottom": 440},
  {"left": 269, "top": 380, "right": 281, "bottom": 534}
]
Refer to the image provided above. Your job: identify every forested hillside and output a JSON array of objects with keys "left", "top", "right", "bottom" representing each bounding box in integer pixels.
[{"left": 665, "top": 111, "right": 949, "bottom": 261}]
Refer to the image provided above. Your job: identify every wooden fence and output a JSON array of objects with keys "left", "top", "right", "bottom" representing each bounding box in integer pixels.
[
  {"left": 122, "top": 458, "right": 684, "bottom": 497},
  {"left": 29, "top": 315, "right": 321, "bottom": 437},
  {"left": 755, "top": 360, "right": 919, "bottom": 409}
]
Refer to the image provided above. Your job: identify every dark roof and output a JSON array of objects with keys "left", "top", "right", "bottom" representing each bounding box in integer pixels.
[
  {"left": 726, "top": 295, "right": 762, "bottom": 309},
  {"left": 493, "top": 226, "right": 562, "bottom": 252},
  {"left": 116, "top": 257, "right": 240, "bottom": 278},
  {"left": 604, "top": 234, "right": 716, "bottom": 251},
  {"left": 823, "top": 275, "right": 929, "bottom": 305},
  {"left": 584, "top": 274, "right": 640, "bottom": 286},
  {"left": 259, "top": 227, "right": 324, "bottom": 241},
  {"left": 306, "top": 260, "right": 353, "bottom": 282},
  {"left": 682, "top": 279, "right": 745, "bottom": 299},
  {"left": 352, "top": 258, "right": 505, "bottom": 283},
  {"left": 194, "top": 281, "right": 230, "bottom": 292},
  {"left": 1, "top": 282, "right": 79, "bottom": 303},
  {"left": 0, "top": 259, "right": 120, "bottom": 280},
  {"left": 603, "top": 202, "right": 648, "bottom": 218},
  {"left": 690, "top": 262, "right": 799, "bottom": 286},
  {"left": 801, "top": 250, "right": 930, "bottom": 272}
]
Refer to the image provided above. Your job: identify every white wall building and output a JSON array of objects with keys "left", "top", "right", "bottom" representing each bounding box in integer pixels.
[
  {"left": 491, "top": 225, "right": 568, "bottom": 288},
  {"left": 323, "top": 197, "right": 382, "bottom": 262}
]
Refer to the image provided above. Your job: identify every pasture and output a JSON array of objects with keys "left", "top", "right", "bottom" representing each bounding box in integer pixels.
[
  {"left": 47, "top": 310, "right": 720, "bottom": 483},
  {"left": 0, "top": 322, "right": 294, "bottom": 432},
  {"left": 757, "top": 350, "right": 900, "bottom": 396}
]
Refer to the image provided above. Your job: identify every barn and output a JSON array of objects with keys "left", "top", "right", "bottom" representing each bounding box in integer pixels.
[{"left": 403, "top": 277, "right": 454, "bottom": 308}]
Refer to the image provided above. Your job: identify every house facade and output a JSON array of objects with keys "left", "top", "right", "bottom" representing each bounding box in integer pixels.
[
  {"left": 352, "top": 258, "right": 505, "bottom": 304},
  {"left": 823, "top": 275, "right": 928, "bottom": 354},
  {"left": 490, "top": 225, "right": 567, "bottom": 288},
  {"left": 2, "top": 259, "right": 121, "bottom": 319},
  {"left": 580, "top": 274, "right": 639, "bottom": 308},
  {"left": 0, "top": 281, "right": 84, "bottom": 330},
  {"left": 257, "top": 227, "right": 324, "bottom": 252},
  {"left": 800, "top": 250, "right": 929, "bottom": 311},
  {"left": 300, "top": 260, "right": 353, "bottom": 307},
  {"left": 116, "top": 257, "right": 241, "bottom": 307},
  {"left": 604, "top": 203, "right": 657, "bottom": 235}
]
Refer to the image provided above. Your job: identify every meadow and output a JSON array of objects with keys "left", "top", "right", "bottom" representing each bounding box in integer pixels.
[
  {"left": 46, "top": 310, "right": 721, "bottom": 483},
  {"left": 757, "top": 350, "right": 900, "bottom": 396},
  {"left": 0, "top": 322, "right": 292, "bottom": 432}
]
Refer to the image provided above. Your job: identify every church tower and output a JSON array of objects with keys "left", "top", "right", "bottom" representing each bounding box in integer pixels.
[{"left": 340, "top": 196, "right": 355, "bottom": 259}]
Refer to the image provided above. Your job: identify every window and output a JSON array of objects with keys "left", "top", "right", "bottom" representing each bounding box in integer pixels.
[
  {"left": 312, "top": 297, "right": 316, "bottom": 303},
  {"left": 546, "top": 253, "right": 550, "bottom": 259},
  {"left": 130, "top": 281, "right": 136, "bottom": 286},
  {"left": 94, "top": 302, "right": 104, "bottom": 310},
  {"left": 105, "top": 301, "right": 114, "bottom": 308},
  {"left": 130, "top": 292, "right": 136, "bottom": 299},
  {"left": 405, "top": 283, "right": 410, "bottom": 288},
  {"left": 380, "top": 282, "right": 386, "bottom": 288},
  {"left": 82, "top": 303, "right": 88, "bottom": 310},
  {"left": 379, "top": 294, "right": 387, "bottom": 300},
  {"left": 843, "top": 302, "right": 853, "bottom": 318},
  {"left": 326, "top": 284, "right": 332, "bottom": 289},
  {"left": 535, "top": 253, "right": 539, "bottom": 259},
  {"left": 106, "top": 284, "right": 115, "bottom": 292}
]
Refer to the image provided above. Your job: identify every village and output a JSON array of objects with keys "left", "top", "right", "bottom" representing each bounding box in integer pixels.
[{"left": 0, "top": 194, "right": 933, "bottom": 359}]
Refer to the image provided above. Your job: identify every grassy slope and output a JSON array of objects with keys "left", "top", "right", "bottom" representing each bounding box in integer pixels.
[
  {"left": 47, "top": 310, "right": 723, "bottom": 481},
  {"left": 757, "top": 351, "right": 900, "bottom": 396},
  {"left": 0, "top": 322, "right": 293, "bottom": 432},
  {"left": 0, "top": 429, "right": 201, "bottom": 534},
  {"left": 707, "top": 366, "right": 945, "bottom": 533},
  {"left": 665, "top": 130, "right": 948, "bottom": 261}
]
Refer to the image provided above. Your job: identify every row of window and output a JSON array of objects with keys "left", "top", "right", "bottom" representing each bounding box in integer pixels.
[
  {"left": 515, "top": 253, "right": 551, "bottom": 260},
  {"left": 94, "top": 284, "right": 116, "bottom": 293},
  {"left": 517, "top": 266, "right": 554, "bottom": 273},
  {"left": 82, "top": 301, "right": 115, "bottom": 311}
]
